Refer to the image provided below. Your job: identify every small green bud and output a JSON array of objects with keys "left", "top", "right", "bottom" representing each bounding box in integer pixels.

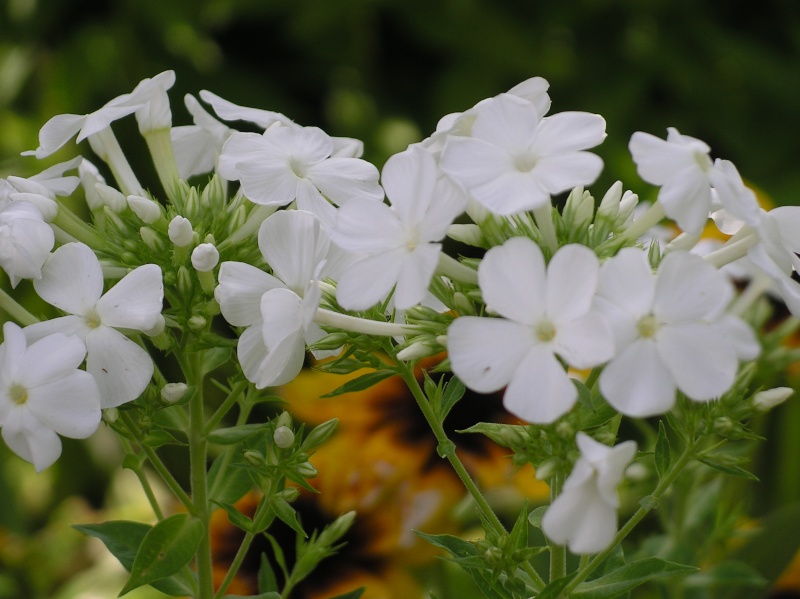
[
  {"left": 128, "top": 195, "right": 163, "bottom": 224},
  {"left": 296, "top": 461, "right": 318, "bottom": 478},
  {"left": 555, "top": 421, "right": 574, "bottom": 439},
  {"left": 102, "top": 407, "right": 119, "bottom": 424},
  {"left": 140, "top": 227, "right": 165, "bottom": 251},
  {"left": 301, "top": 418, "right": 339, "bottom": 451},
  {"left": 185, "top": 187, "right": 201, "bottom": 219},
  {"left": 177, "top": 265, "right": 193, "bottom": 295},
  {"left": 188, "top": 315, "right": 207, "bottom": 331},
  {"left": 534, "top": 458, "right": 558, "bottom": 481},
  {"left": 227, "top": 204, "right": 248, "bottom": 235},
  {"left": 318, "top": 511, "right": 356, "bottom": 547},
  {"left": 243, "top": 450, "right": 266, "bottom": 467},
  {"left": 276, "top": 411, "right": 293, "bottom": 429},
  {"left": 120, "top": 251, "right": 138, "bottom": 265},
  {"left": 453, "top": 292, "right": 476, "bottom": 316},
  {"left": 712, "top": 417, "right": 734, "bottom": 435},
  {"left": 161, "top": 382, "right": 188, "bottom": 404},
  {"left": 276, "top": 487, "right": 300, "bottom": 502},
  {"left": 310, "top": 332, "right": 348, "bottom": 351},
  {"left": 614, "top": 191, "right": 639, "bottom": 227},
  {"left": 273, "top": 426, "right": 295, "bottom": 449},
  {"left": 123, "top": 239, "right": 138, "bottom": 252},
  {"left": 104, "top": 206, "right": 129, "bottom": 233},
  {"left": 396, "top": 339, "right": 437, "bottom": 362},
  {"left": 446, "top": 223, "right": 486, "bottom": 247},
  {"left": 596, "top": 180, "right": 623, "bottom": 221}
]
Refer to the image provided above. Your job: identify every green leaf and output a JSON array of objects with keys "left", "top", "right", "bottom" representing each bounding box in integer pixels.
[
  {"left": 118, "top": 514, "right": 204, "bottom": 596},
  {"left": 142, "top": 429, "right": 187, "bottom": 448},
  {"left": 73, "top": 520, "right": 151, "bottom": 570},
  {"left": 211, "top": 500, "right": 254, "bottom": 533},
  {"left": 207, "top": 423, "right": 270, "bottom": 445},
  {"left": 527, "top": 505, "right": 548, "bottom": 529},
  {"left": 439, "top": 376, "right": 465, "bottom": 422},
  {"left": 202, "top": 346, "right": 233, "bottom": 375},
  {"left": 536, "top": 575, "right": 574, "bottom": 599},
  {"left": 696, "top": 455, "right": 759, "bottom": 481},
  {"left": 654, "top": 420, "right": 671, "bottom": 479},
  {"left": 328, "top": 587, "right": 366, "bottom": 599},
  {"left": 320, "top": 370, "right": 395, "bottom": 398},
  {"left": 222, "top": 594, "right": 281, "bottom": 599},
  {"left": 208, "top": 452, "right": 254, "bottom": 506},
  {"left": 258, "top": 552, "right": 279, "bottom": 594},
  {"left": 272, "top": 497, "right": 306, "bottom": 537},
  {"left": 508, "top": 501, "right": 529, "bottom": 553},
  {"left": 684, "top": 560, "right": 767, "bottom": 589},
  {"left": 571, "top": 557, "right": 697, "bottom": 598}
]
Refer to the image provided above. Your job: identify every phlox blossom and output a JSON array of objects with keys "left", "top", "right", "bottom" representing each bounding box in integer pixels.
[
  {"left": 331, "top": 146, "right": 467, "bottom": 311},
  {"left": 542, "top": 433, "right": 637, "bottom": 554},
  {"left": 24, "top": 243, "right": 163, "bottom": 408},
  {"left": 596, "top": 248, "right": 759, "bottom": 417},
  {"left": 439, "top": 93, "right": 606, "bottom": 215},
  {"left": 216, "top": 210, "right": 339, "bottom": 389},
  {"left": 448, "top": 237, "right": 614, "bottom": 423},
  {"left": 0, "top": 201, "right": 55, "bottom": 287},
  {"left": 0, "top": 322, "right": 101, "bottom": 472}
]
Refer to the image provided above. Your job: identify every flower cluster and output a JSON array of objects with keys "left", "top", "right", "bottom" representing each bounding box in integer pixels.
[{"left": 0, "top": 70, "right": 795, "bottom": 570}]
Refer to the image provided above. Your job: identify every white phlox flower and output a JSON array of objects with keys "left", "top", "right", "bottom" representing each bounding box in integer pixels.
[
  {"left": 2, "top": 156, "right": 83, "bottom": 220},
  {"left": 331, "top": 145, "right": 467, "bottom": 311},
  {"left": 215, "top": 210, "right": 335, "bottom": 389},
  {"left": 447, "top": 237, "right": 614, "bottom": 423},
  {"left": 0, "top": 322, "right": 101, "bottom": 472},
  {"left": 541, "top": 433, "right": 637, "bottom": 554},
  {"left": 218, "top": 124, "right": 383, "bottom": 227},
  {"left": 439, "top": 93, "right": 606, "bottom": 216},
  {"left": 23, "top": 242, "right": 164, "bottom": 408},
  {"left": 628, "top": 127, "right": 714, "bottom": 234},
  {"left": 23, "top": 70, "right": 176, "bottom": 159},
  {"left": 171, "top": 94, "right": 234, "bottom": 180},
  {"left": 0, "top": 201, "right": 55, "bottom": 287},
  {"left": 596, "top": 248, "right": 759, "bottom": 417},
  {"left": 420, "top": 76, "right": 552, "bottom": 157},
  {"left": 710, "top": 159, "right": 800, "bottom": 316}
]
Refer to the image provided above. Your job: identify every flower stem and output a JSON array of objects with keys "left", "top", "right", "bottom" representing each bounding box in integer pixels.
[
  {"left": 615, "top": 201, "right": 666, "bottom": 244},
  {"left": 436, "top": 252, "right": 478, "bottom": 285},
  {"left": 143, "top": 128, "right": 181, "bottom": 203},
  {"left": 703, "top": 229, "right": 759, "bottom": 268},
  {"left": 91, "top": 128, "right": 145, "bottom": 196},
  {"left": 52, "top": 204, "right": 111, "bottom": 252},
  {"left": 533, "top": 204, "right": 559, "bottom": 255},
  {"left": 119, "top": 437, "right": 165, "bottom": 520},
  {"left": 548, "top": 472, "right": 567, "bottom": 582},
  {"left": 314, "top": 307, "right": 422, "bottom": 336},
  {"left": 0, "top": 287, "right": 40, "bottom": 326}
]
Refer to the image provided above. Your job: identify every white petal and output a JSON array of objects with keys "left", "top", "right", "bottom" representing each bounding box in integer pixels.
[
  {"left": 555, "top": 312, "right": 614, "bottom": 369},
  {"left": 295, "top": 178, "right": 337, "bottom": 228},
  {"left": 307, "top": 157, "right": 383, "bottom": 205},
  {"left": 769, "top": 206, "right": 800, "bottom": 254},
  {"left": 478, "top": 236, "right": 545, "bottom": 324},
  {"left": 258, "top": 210, "right": 329, "bottom": 294},
  {"left": 653, "top": 251, "right": 732, "bottom": 324},
  {"left": 533, "top": 152, "right": 604, "bottom": 195},
  {"left": 23, "top": 315, "right": 90, "bottom": 344},
  {"left": 199, "top": 89, "right": 294, "bottom": 129},
  {"left": 2, "top": 409, "right": 63, "bottom": 471},
  {"left": 33, "top": 242, "right": 103, "bottom": 315},
  {"left": 96, "top": 264, "right": 163, "bottom": 331},
  {"left": 507, "top": 76, "right": 551, "bottom": 115},
  {"left": 599, "top": 339, "right": 676, "bottom": 417},
  {"left": 238, "top": 322, "right": 305, "bottom": 389},
  {"left": 504, "top": 346, "right": 577, "bottom": 423},
  {"left": 417, "top": 174, "right": 468, "bottom": 242},
  {"left": 216, "top": 262, "right": 282, "bottom": 326},
  {"left": 18, "top": 332, "right": 87, "bottom": 388},
  {"left": 393, "top": 244, "right": 440, "bottom": 310},
  {"left": 381, "top": 146, "right": 439, "bottom": 226},
  {"left": 534, "top": 112, "right": 606, "bottom": 155},
  {"left": 236, "top": 159, "right": 299, "bottom": 206},
  {"left": 86, "top": 326, "right": 154, "bottom": 408},
  {"left": 657, "top": 165, "right": 712, "bottom": 234},
  {"left": 657, "top": 323, "right": 738, "bottom": 401},
  {"left": 27, "top": 371, "right": 101, "bottom": 439},
  {"left": 335, "top": 249, "right": 406, "bottom": 311},
  {"left": 597, "top": 247, "right": 654, "bottom": 318},
  {"left": 260, "top": 288, "right": 305, "bottom": 350},
  {"left": 447, "top": 317, "right": 532, "bottom": 393},
  {"left": 628, "top": 130, "right": 697, "bottom": 184},
  {"left": 331, "top": 199, "right": 405, "bottom": 253},
  {"left": 546, "top": 244, "right": 600, "bottom": 323},
  {"left": 237, "top": 324, "right": 270, "bottom": 386},
  {"left": 25, "top": 114, "right": 87, "bottom": 158},
  {"left": 470, "top": 94, "right": 542, "bottom": 152},
  {"left": 717, "top": 314, "right": 760, "bottom": 361}
]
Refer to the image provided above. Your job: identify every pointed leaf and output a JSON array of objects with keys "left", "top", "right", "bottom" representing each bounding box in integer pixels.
[
  {"left": 536, "top": 576, "right": 574, "bottom": 599},
  {"left": 508, "top": 501, "right": 529, "bottom": 552},
  {"left": 696, "top": 456, "right": 759, "bottom": 481},
  {"left": 320, "top": 370, "right": 396, "bottom": 397},
  {"left": 684, "top": 560, "right": 767, "bottom": 589},
  {"left": 258, "top": 552, "right": 279, "bottom": 594},
  {"left": 73, "top": 520, "right": 151, "bottom": 570},
  {"left": 272, "top": 497, "right": 306, "bottom": 537},
  {"left": 571, "top": 558, "right": 697, "bottom": 598},
  {"left": 655, "top": 420, "right": 671, "bottom": 479},
  {"left": 439, "top": 376, "right": 466, "bottom": 422},
  {"left": 211, "top": 500, "right": 254, "bottom": 533},
  {"left": 208, "top": 423, "right": 271, "bottom": 445},
  {"left": 527, "top": 505, "right": 548, "bottom": 529},
  {"left": 118, "top": 514, "right": 204, "bottom": 596},
  {"left": 208, "top": 452, "right": 254, "bottom": 506}
]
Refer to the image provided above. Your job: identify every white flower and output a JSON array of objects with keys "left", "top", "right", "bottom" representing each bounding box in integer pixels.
[
  {"left": 216, "top": 210, "right": 334, "bottom": 388},
  {"left": 191, "top": 243, "right": 220, "bottom": 272},
  {"left": 331, "top": 146, "right": 467, "bottom": 310},
  {"left": 2, "top": 157, "right": 83, "bottom": 220},
  {"left": 596, "top": 248, "right": 759, "bottom": 417},
  {"left": 168, "top": 215, "right": 194, "bottom": 247},
  {"left": 448, "top": 238, "right": 614, "bottom": 423},
  {"left": 23, "top": 71, "right": 175, "bottom": 158},
  {"left": 170, "top": 94, "right": 234, "bottom": 179},
  {"left": 0, "top": 201, "right": 55, "bottom": 287},
  {"left": 542, "top": 433, "right": 637, "bottom": 554},
  {"left": 24, "top": 243, "right": 163, "bottom": 408},
  {"left": 127, "top": 195, "right": 163, "bottom": 224},
  {"left": 439, "top": 93, "right": 606, "bottom": 215},
  {"left": 628, "top": 127, "right": 714, "bottom": 234},
  {"left": 0, "top": 322, "right": 101, "bottom": 472},
  {"left": 218, "top": 125, "right": 383, "bottom": 226}
]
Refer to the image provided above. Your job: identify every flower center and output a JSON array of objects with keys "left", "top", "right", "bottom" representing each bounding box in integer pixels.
[
  {"left": 513, "top": 152, "right": 538, "bottom": 173},
  {"left": 9, "top": 383, "right": 28, "bottom": 405},
  {"left": 693, "top": 150, "right": 712, "bottom": 173},
  {"left": 637, "top": 314, "right": 660, "bottom": 338},
  {"left": 85, "top": 309, "right": 102, "bottom": 329},
  {"left": 535, "top": 319, "right": 556, "bottom": 343},
  {"left": 289, "top": 157, "right": 307, "bottom": 178}
]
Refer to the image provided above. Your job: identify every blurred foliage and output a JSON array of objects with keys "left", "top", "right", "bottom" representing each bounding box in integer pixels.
[{"left": 1, "top": 0, "right": 800, "bottom": 597}]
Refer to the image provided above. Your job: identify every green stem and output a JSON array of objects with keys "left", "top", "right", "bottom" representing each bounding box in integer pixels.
[
  {"left": 52, "top": 204, "right": 111, "bottom": 252},
  {"left": 548, "top": 472, "right": 566, "bottom": 583},
  {"left": 187, "top": 350, "right": 215, "bottom": 599},
  {"left": 204, "top": 379, "right": 249, "bottom": 436},
  {"left": 143, "top": 128, "right": 181, "bottom": 204},
  {"left": 119, "top": 412, "right": 193, "bottom": 510},
  {"left": 561, "top": 437, "right": 700, "bottom": 595},
  {"left": 0, "top": 287, "right": 40, "bottom": 325},
  {"left": 615, "top": 201, "right": 666, "bottom": 244},
  {"left": 703, "top": 228, "right": 759, "bottom": 268},
  {"left": 119, "top": 437, "right": 165, "bottom": 520}
]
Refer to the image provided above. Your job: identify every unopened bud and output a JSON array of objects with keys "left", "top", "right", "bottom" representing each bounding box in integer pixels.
[
  {"left": 161, "top": 382, "right": 188, "bottom": 404},
  {"left": 227, "top": 204, "right": 248, "bottom": 235},
  {"left": 597, "top": 180, "right": 623, "bottom": 221},
  {"left": 243, "top": 450, "right": 266, "bottom": 467},
  {"left": 102, "top": 407, "right": 119, "bottom": 424},
  {"left": 396, "top": 339, "right": 436, "bottom": 362},
  {"left": 95, "top": 183, "right": 127, "bottom": 212},
  {"left": 191, "top": 243, "right": 219, "bottom": 272},
  {"left": 188, "top": 315, "right": 207, "bottom": 331},
  {"left": 168, "top": 215, "right": 194, "bottom": 247},
  {"left": 296, "top": 461, "right": 318, "bottom": 478},
  {"left": 446, "top": 223, "right": 486, "bottom": 247},
  {"left": 301, "top": 418, "right": 339, "bottom": 451},
  {"left": 318, "top": 511, "right": 356, "bottom": 546},
  {"left": 534, "top": 459, "right": 558, "bottom": 481},
  {"left": 615, "top": 191, "right": 639, "bottom": 227},
  {"left": 453, "top": 292, "right": 476, "bottom": 316},
  {"left": 140, "top": 227, "right": 165, "bottom": 251},
  {"left": 177, "top": 265, "right": 193, "bottom": 295},
  {"left": 277, "top": 487, "right": 300, "bottom": 502},
  {"left": 185, "top": 187, "right": 201, "bottom": 219},
  {"left": 273, "top": 426, "right": 295, "bottom": 449},
  {"left": 79, "top": 159, "right": 106, "bottom": 211},
  {"left": 753, "top": 387, "right": 793, "bottom": 412},
  {"left": 128, "top": 195, "right": 163, "bottom": 223}
]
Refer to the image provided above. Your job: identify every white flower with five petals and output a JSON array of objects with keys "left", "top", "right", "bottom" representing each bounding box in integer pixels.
[{"left": 24, "top": 243, "right": 163, "bottom": 408}]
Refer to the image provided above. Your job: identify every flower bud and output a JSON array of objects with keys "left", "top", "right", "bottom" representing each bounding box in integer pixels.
[
  {"left": 185, "top": 187, "right": 200, "bottom": 219},
  {"left": 168, "top": 215, "right": 194, "bottom": 247},
  {"left": 301, "top": 418, "right": 339, "bottom": 451},
  {"left": 128, "top": 195, "right": 163, "bottom": 224},
  {"left": 188, "top": 315, "right": 207, "bottom": 331},
  {"left": 753, "top": 387, "right": 793, "bottom": 412},
  {"left": 161, "top": 382, "right": 188, "bottom": 404},
  {"left": 140, "top": 227, "right": 165, "bottom": 251},
  {"left": 296, "top": 461, "right": 318, "bottom": 478},
  {"left": 227, "top": 204, "right": 248, "bottom": 236},
  {"left": 273, "top": 426, "right": 295, "bottom": 449},
  {"left": 243, "top": 450, "right": 266, "bottom": 467},
  {"left": 615, "top": 191, "right": 639, "bottom": 227},
  {"left": 95, "top": 183, "right": 127, "bottom": 212},
  {"left": 317, "top": 511, "right": 356, "bottom": 547},
  {"left": 446, "top": 223, "right": 486, "bottom": 247},
  {"left": 277, "top": 487, "right": 300, "bottom": 502},
  {"left": 102, "top": 407, "right": 119, "bottom": 424},
  {"left": 79, "top": 159, "right": 106, "bottom": 211},
  {"left": 396, "top": 339, "right": 437, "bottom": 362},
  {"left": 596, "top": 180, "right": 623, "bottom": 221},
  {"left": 191, "top": 243, "right": 219, "bottom": 272}
]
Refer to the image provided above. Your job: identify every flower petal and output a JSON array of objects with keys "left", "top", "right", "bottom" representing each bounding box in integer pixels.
[
  {"left": 533, "top": 112, "right": 606, "bottom": 155},
  {"left": 96, "top": 264, "right": 163, "bottom": 331},
  {"left": 478, "top": 236, "right": 545, "bottom": 324},
  {"left": 657, "top": 164, "right": 712, "bottom": 233},
  {"left": 393, "top": 244, "right": 440, "bottom": 310},
  {"left": 260, "top": 288, "right": 305, "bottom": 350},
  {"left": 335, "top": 249, "right": 406, "bottom": 311},
  {"left": 1, "top": 409, "right": 63, "bottom": 471},
  {"left": 86, "top": 326, "right": 154, "bottom": 408},
  {"left": 503, "top": 346, "right": 577, "bottom": 423},
  {"left": 546, "top": 244, "right": 600, "bottom": 323},
  {"left": 18, "top": 332, "right": 87, "bottom": 388},
  {"left": 33, "top": 242, "right": 103, "bottom": 315},
  {"left": 217, "top": 262, "right": 283, "bottom": 326},
  {"left": 555, "top": 312, "right": 614, "bottom": 369},
  {"left": 380, "top": 146, "right": 439, "bottom": 226},
  {"left": 653, "top": 251, "right": 732, "bottom": 324},
  {"left": 307, "top": 157, "right": 383, "bottom": 205},
  {"left": 597, "top": 247, "right": 654, "bottom": 318},
  {"left": 533, "top": 152, "right": 604, "bottom": 195},
  {"left": 27, "top": 371, "right": 101, "bottom": 439}
]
